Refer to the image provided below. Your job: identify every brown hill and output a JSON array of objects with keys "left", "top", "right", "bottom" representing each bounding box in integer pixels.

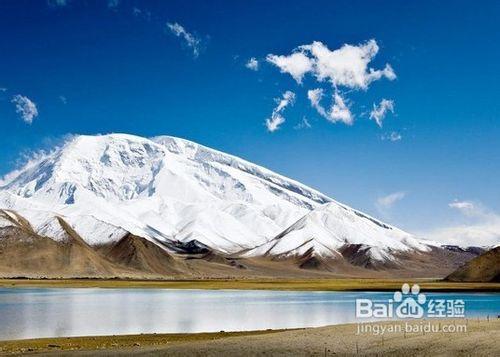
[
  {"left": 445, "top": 246, "right": 500, "bottom": 282},
  {"left": 98, "top": 234, "right": 186, "bottom": 276},
  {"left": 0, "top": 211, "right": 123, "bottom": 278},
  {"left": 0, "top": 209, "right": 487, "bottom": 280}
]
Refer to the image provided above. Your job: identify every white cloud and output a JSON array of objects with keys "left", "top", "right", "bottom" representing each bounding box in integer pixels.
[
  {"left": 265, "top": 91, "right": 296, "bottom": 132},
  {"left": 266, "top": 52, "right": 313, "bottom": 83},
  {"left": 330, "top": 91, "right": 353, "bottom": 125},
  {"left": 268, "top": 39, "right": 395, "bottom": 89},
  {"left": 424, "top": 224, "right": 500, "bottom": 248},
  {"left": 307, "top": 88, "right": 327, "bottom": 117},
  {"left": 0, "top": 87, "right": 7, "bottom": 92},
  {"left": 370, "top": 99, "right": 394, "bottom": 127},
  {"left": 294, "top": 117, "right": 311, "bottom": 130},
  {"left": 166, "top": 22, "right": 202, "bottom": 58},
  {"left": 11, "top": 95, "right": 38, "bottom": 124},
  {"left": 266, "top": 39, "right": 395, "bottom": 128},
  {"left": 266, "top": 115, "right": 285, "bottom": 133},
  {"left": 381, "top": 131, "right": 402, "bottom": 142},
  {"left": 422, "top": 200, "right": 500, "bottom": 247},
  {"left": 447, "top": 200, "right": 496, "bottom": 220},
  {"left": 449, "top": 200, "right": 476, "bottom": 214},
  {"left": 307, "top": 88, "right": 353, "bottom": 125},
  {"left": 245, "top": 58, "right": 259, "bottom": 71},
  {"left": 376, "top": 191, "right": 406, "bottom": 209},
  {"left": 59, "top": 95, "right": 67, "bottom": 104}
]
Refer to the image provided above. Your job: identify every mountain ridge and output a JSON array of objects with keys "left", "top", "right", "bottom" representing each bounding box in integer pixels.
[{"left": 0, "top": 133, "right": 481, "bottom": 278}]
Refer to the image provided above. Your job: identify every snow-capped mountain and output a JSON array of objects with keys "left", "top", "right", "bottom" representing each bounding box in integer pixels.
[
  {"left": 0, "top": 133, "right": 431, "bottom": 263},
  {"left": 245, "top": 202, "right": 430, "bottom": 262}
]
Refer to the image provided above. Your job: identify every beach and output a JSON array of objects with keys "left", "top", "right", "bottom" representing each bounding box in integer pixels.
[{"left": 0, "top": 318, "right": 498, "bottom": 356}]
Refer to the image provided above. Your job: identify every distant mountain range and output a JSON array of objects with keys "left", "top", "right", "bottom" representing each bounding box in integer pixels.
[{"left": 0, "top": 134, "right": 485, "bottom": 278}]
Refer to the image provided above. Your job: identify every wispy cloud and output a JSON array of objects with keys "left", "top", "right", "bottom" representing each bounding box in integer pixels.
[
  {"left": 307, "top": 88, "right": 352, "bottom": 124},
  {"left": 449, "top": 200, "right": 476, "bottom": 213},
  {"left": 132, "top": 7, "right": 151, "bottom": 21},
  {"left": 265, "top": 91, "right": 296, "bottom": 132},
  {"left": 376, "top": 191, "right": 406, "bottom": 210},
  {"left": 370, "top": 99, "right": 394, "bottom": 127},
  {"left": 307, "top": 88, "right": 327, "bottom": 117},
  {"left": 166, "top": 22, "right": 202, "bottom": 58},
  {"left": 294, "top": 117, "right": 311, "bottom": 130},
  {"left": 245, "top": 58, "right": 259, "bottom": 71},
  {"left": 11, "top": 95, "right": 38, "bottom": 124},
  {"left": 59, "top": 95, "right": 67, "bottom": 104},
  {"left": 381, "top": 131, "right": 402, "bottom": 142},
  {"left": 330, "top": 91, "right": 353, "bottom": 125},
  {"left": 422, "top": 200, "right": 500, "bottom": 247}
]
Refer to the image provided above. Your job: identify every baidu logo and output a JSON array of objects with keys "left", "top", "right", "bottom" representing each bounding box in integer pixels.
[
  {"left": 394, "top": 283, "right": 426, "bottom": 318},
  {"left": 355, "top": 283, "right": 464, "bottom": 319}
]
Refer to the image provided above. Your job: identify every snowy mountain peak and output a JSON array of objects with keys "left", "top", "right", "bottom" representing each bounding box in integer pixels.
[
  {"left": 2, "top": 134, "right": 331, "bottom": 208},
  {"left": 152, "top": 135, "right": 332, "bottom": 207},
  {"left": 0, "top": 133, "right": 336, "bottom": 252},
  {"left": 2, "top": 134, "right": 165, "bottom": 203},
  {"left": 0, "top": 133, "right": 429, "bottom": 259}
]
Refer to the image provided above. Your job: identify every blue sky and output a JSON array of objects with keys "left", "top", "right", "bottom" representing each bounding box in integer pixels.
[{"left": 1, "top": 0, "right": 499, "bottom": 245}]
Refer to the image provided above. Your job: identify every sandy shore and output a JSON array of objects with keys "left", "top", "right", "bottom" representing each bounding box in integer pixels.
[{"left": 1, "top": 318, "right": 498, "bottom": 356}]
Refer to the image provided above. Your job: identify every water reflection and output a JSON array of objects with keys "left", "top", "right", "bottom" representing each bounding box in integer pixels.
[{"left": 0, "top": 288, "right": 497, "bottom": 340}]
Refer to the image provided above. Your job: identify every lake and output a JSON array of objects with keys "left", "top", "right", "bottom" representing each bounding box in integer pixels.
[{"left": 0, "top": 288, "right": 498, "bottom": 340}]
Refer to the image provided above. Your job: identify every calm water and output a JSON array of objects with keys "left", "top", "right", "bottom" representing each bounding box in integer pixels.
[{"left": 0, "top": 288, "right": 498, "bottom": 340}]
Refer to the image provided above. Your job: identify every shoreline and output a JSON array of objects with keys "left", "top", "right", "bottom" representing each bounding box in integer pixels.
[
  {"left": 0, "top": 278, "right": 499, "bottom": 292},
  {"left": 0, "top": 329, "right": 290, "bottom": 355},
  {"left": 0, "top": 318, "right": 498, "bottom": 356}
]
